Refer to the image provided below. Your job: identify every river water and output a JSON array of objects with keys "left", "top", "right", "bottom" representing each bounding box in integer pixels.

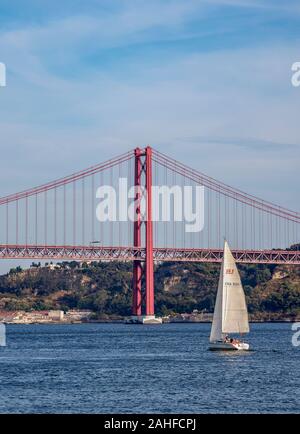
[{"left": 0, "top": 322, "right": 299, "bottom": 413}]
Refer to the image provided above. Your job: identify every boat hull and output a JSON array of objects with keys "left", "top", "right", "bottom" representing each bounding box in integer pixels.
[
  {"left": 209, "top": 341, "right": 249, "bottom": 351},
  {"left": 125, "top": 315, "right": 163, "bottom": 325}
]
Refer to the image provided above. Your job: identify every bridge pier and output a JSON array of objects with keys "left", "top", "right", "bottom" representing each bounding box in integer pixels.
[
  {"left": 132, "top": 146, "right": 157, "bottom": 322},
  {"left": 133, "top": 148, "right": 142, "bottom": 316},
  {"left": 145, "top": 146, "right": 155, "bottom": 317}
]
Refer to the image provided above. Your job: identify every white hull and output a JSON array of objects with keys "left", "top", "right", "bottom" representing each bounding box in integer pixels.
[
  {"left": 125, "top": 315, "right": 162, "bottom": 325},
  {"left": 209, "top": 341, "right": 250, "bottom": 351},
  {"left": 142, "top": 315, "right": 163, "bottom": 325}
]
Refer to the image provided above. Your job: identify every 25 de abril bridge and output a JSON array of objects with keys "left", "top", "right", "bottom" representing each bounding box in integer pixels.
[{"left": 0, "top": 146, "right": 299, "bottom": 320}]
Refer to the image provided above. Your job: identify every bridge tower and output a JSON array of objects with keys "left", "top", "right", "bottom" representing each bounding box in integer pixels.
[{"left": 132, "top": 146, "right": 160, "bottom": 324}]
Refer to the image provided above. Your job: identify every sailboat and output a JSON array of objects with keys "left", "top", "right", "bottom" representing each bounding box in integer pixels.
[{"left": 209, "top": 240, "right": 250, "bottom": 351}]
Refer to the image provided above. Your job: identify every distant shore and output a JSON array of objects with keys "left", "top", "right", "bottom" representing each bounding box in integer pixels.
[
  {"left": 2, "top": 318, "right": 299, "bottom": 325},
  {"left": 1, "top": 308, "right": 299, "bottom": 325}
]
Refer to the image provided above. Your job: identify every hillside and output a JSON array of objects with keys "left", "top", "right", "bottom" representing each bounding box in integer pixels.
[{"left": 0, "top": 256, "right": 300, "bottom": 320}]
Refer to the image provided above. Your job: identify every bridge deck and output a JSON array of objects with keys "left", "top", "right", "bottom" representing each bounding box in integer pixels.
[{"left": 0, "top": 245, "right": 299, "bottom": 265}]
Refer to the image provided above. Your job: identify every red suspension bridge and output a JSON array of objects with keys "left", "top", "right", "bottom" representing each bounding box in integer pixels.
[{"left": 0, "top": 146, "right": 299, "bottom": 318}]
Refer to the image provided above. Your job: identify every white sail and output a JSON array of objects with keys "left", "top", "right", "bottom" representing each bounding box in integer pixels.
[{"left": 210, "top": 240, "right": 249, "bottom": 342}]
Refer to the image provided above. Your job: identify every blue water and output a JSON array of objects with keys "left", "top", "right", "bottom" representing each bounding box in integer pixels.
[{"left": 0, "top": 323, "right": 299, "bottom": 413}]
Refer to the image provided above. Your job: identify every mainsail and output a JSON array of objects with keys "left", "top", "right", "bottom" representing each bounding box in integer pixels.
[{"left": 210, "top": 240, "right": 249, "bottom": 342}]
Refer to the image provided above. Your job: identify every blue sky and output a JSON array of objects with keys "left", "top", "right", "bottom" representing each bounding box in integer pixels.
[{"left": 0, "top": 0, "right": 299, "bottom": 259}]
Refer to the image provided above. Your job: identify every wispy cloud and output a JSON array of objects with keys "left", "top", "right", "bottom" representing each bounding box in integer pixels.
[{"left": 181, "top": 136, "right": 300, "bottom": 151}]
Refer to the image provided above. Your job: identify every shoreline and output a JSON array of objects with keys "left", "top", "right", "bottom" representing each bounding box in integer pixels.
[{"left": 2, "top": 319, "right": 299, "bottom": 325}]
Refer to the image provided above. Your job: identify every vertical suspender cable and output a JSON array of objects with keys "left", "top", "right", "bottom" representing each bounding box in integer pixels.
[
  {"left": 82, "top": 177, "right": 85, "bottom": 245},
  {"left": 6, "top": 200, "right": 8, "bottom": 245},
  {"left": 44, "top": 190, "right": 47, "bottom": 246},
  {"left": 73, "top": 180, "right": 76, "bottom": 246},
  {"left": 91, "top": 174, "right": 95, "bottom": 244},
  {"left": 25, "top": 194, "right": 28, "bottom": 246},
  {"left": 63, "top": 183, "right": 66, "bottom": 246},
  {"left": 16, "top": 199, "right": 19, "bottom": 245},
  {"left": 35, "top": 194, "right": 38, "bottom": 245}
]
